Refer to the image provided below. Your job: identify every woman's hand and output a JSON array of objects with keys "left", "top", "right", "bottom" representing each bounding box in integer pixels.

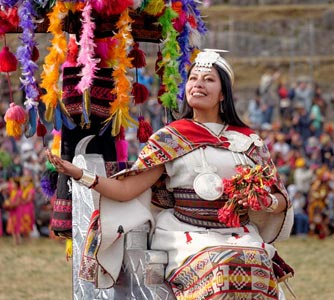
[{"left": 46, "top": 149, "right": 83, "bottom": 180}]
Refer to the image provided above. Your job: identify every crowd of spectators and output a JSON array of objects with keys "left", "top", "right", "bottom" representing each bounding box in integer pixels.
[{"left": 247, "top": 69, "right": 334, "bottom": 239}]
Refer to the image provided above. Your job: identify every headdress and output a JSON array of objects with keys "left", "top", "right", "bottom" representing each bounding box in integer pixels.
[{"left": 194, "top": 49, "right": 234, "bottom": 85}]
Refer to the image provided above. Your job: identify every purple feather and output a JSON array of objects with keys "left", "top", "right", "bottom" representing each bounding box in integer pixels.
[
  {"left": 0, "top": 0, "right": 19, "bottom": 7},
  {"left": 16, "top": 0, "right": 39, "bottom": 102}
]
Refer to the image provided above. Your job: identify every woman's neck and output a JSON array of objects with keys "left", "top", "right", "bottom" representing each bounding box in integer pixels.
[{"left": 192, "top": 114, "right": 224, "bottom": 124}]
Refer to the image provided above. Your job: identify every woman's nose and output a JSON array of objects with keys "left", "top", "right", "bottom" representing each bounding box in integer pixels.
[{"left": 193, "top": 78, "right": 204, "bottom": 87}]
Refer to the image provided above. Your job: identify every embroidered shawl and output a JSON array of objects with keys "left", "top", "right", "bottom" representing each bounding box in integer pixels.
[{"left": 116, "top": 119, "right": 293, "bottom": 243}]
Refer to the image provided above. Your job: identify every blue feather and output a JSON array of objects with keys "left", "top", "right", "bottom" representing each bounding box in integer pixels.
[{"left": 24, "top": 107, "right": 37, "bottom": 138}]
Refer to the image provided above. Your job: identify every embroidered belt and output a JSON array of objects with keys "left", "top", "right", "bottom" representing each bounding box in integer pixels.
[{"left": 173, "top": 188, "right": 249, "bottom": 228}]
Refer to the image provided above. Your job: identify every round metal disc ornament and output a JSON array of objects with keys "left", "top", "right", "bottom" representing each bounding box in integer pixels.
[
  {"left": 193, "top": 147, "right": 224, "bottom": 201},
  {"left": 193, "top": 172, "right": 224, "bottom": 201}
]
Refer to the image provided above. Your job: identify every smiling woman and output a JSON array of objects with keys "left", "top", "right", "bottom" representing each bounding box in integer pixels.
[{"left": 47, "top": 49, "right": 293, "bottom": 300}]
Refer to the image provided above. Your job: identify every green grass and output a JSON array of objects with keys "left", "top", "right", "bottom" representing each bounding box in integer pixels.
[
  {"left": 0, "top": 237, "right": 72, "bottom": 300},
  {"left": 276, "top": 236, "right": 334, "bottom": 300},
  {"left": 0, "top": 236, "right": 333, "bottom": 299}
]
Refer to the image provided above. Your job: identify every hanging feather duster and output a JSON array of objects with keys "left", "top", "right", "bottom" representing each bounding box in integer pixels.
[
  {"left": 128, "top": 42, "right": 146, "bottom": 68},
  {"left": 16, "top": 0, "right": 41, "bottom": 138},
  {"left": 40, "top": 1, "right": 69, "bottom": 123},
  {"left": 4, "top": 103, "right": 27, "bottom": 138},
  {"left": 76, "top": 2, "right": 100, "bottom": 94},
  {"left": 132, "top": 82, "right": 149, "bottom": 104},
  {"left": 158, "top": 7, "right": 181, "bottom": 109},
  {"left": 137, "top": 116, "right": 152, "bottom": 143},
  {"left": 102, "top": 9, "right": 137, "bottom": 136}
]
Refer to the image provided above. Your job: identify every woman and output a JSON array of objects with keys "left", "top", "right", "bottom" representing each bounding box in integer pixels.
[
  {"left": 47, "top": 50, "right": 293, "bottom": 300},
  {"left": 3, "top": 177, "right": 23, "bottom": 245},
  {"left": 20, "top": 175, "right": 35, "bottom": 238}
]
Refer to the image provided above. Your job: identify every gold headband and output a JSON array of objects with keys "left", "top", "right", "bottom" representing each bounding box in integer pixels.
[{"left": 194, "top": 49, "right": 234, "bottom": 85}]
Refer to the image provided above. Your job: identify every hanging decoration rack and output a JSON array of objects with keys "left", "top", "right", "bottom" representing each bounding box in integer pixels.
[{"left": 0, "top": 0, "right": 207, "bottom": 139}]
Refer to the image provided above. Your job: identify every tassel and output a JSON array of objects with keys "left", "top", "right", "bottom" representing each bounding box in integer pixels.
[
  {"left": 157, "top": 84, "right": 166, "bottom": 105},
  {"left": 0, "top": 46, "right": 18, "bottom": 72},
  {"left": 272, "top": 251, "right": 295, "bottom": 279},
  {"left": 40, "top": 169, "right": 58, "bottom": 197},
  {"left": 128, "top": 42, "right": 146, "bottom": 68},
  {"left": 155, "top": 50, "right": 164, "bottom": 77},
  {"left": 37, "top": 119, "right": 47, "bottom": 137},
  {"left": 65, "top": 238, "right": 73, "bottom": 261},
  {"left": 115, "top": 127, "right": 128, "bottom": 162},
  {"left": 51, "top": 129, "right": 61, "bottom": 157},
  {"left": 184, "top": 232, "right": 192, "bottom": 244},
  {"left": 4, "top": 103, "right": 27, "bottom": 138},
  {"left": 31, "top": 45, "right": 39, "bottom": 62},
  {"left": 132, "top": 82, "right": 149, "bottom": 104},
  {"left": 37, "top": 119, "right": 47, "bottom": 146},
  {"left": 137, "top": 116, "right": 153, "bottom": 143}
]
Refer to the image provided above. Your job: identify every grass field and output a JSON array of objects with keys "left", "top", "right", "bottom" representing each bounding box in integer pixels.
[{"left": 0, "top": 235, "right": 333, "bottom": 300}]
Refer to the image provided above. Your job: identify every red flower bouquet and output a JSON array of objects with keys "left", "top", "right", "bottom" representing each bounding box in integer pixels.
[{"left": 218, "top": 164, "right": 277, "bottom": 227}]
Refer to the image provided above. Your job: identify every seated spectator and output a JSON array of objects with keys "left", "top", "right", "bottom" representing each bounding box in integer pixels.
[{"left": 288, "top": 185, "right": 309, "bottom": 237}]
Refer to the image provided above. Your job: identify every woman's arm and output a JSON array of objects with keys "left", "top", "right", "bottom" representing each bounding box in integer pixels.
[{"left": 46, "top": 149, "right": 165, "bottom": 202}]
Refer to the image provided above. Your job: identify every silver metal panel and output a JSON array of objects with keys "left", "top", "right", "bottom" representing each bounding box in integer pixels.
[
  {"left": 71, "top": 139, "right": 175, "bottom": 299},
  {"left": 72, "top": 154, "right": 115, "bottom": 300}
]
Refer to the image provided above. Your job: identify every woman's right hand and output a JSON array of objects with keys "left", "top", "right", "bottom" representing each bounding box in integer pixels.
[{"left": 46, "top": 149, "right": 83, "bottom": 180}]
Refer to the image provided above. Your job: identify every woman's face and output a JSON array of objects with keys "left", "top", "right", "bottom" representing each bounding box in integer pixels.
[{"left": 185, "top": 67, "right": 223, "bottom": 117}]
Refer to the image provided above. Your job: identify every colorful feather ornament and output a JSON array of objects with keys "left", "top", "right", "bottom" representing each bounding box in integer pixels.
[
  {"left": 158, "top": 6, "right": 181, "bottom": 109},
  {"left": 91, "top": 0, "right": 133, "bottom": 16},
  {"left": 143, "top": 0, "right": 165, "bottom": 16},
  {"left": 4, "top": 102, "right": 27, "bottom": 138},
  {"left": 75, "top": 2, "right": 100, "bottom": 128},
  {"left": 40, "top": 1, "right": 69, "bottom": 123},
  {"left": 102, "top": 9, "right": 137, "bottom": 137},
  {"left": 16, "top": 0, "right": 40, "bottom": 137},
  {"left": 186, "top": 0, "right": 208, "bottom": 48},
  {"left": 0, "top": 44, "right": 27, "bottom": 139},
  {"left": 94, "top": 37, "right": 118, "bottom": 68},
  {"left": 76, "top": 2, "right": 99, "bottom": 94}
]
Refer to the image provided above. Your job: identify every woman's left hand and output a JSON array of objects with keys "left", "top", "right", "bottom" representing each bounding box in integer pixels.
[{"left": 46, "top": 149, "right": 82, "bottom": 180}]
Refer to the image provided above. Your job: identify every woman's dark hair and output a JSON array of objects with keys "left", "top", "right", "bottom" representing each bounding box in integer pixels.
[{"left": 178, "top": 64, "right": 248, "bottom": 127}]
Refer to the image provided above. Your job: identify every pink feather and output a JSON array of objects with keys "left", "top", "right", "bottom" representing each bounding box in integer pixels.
[{"left": 76, "top": 3, "right": 100, "bottom": 93}]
